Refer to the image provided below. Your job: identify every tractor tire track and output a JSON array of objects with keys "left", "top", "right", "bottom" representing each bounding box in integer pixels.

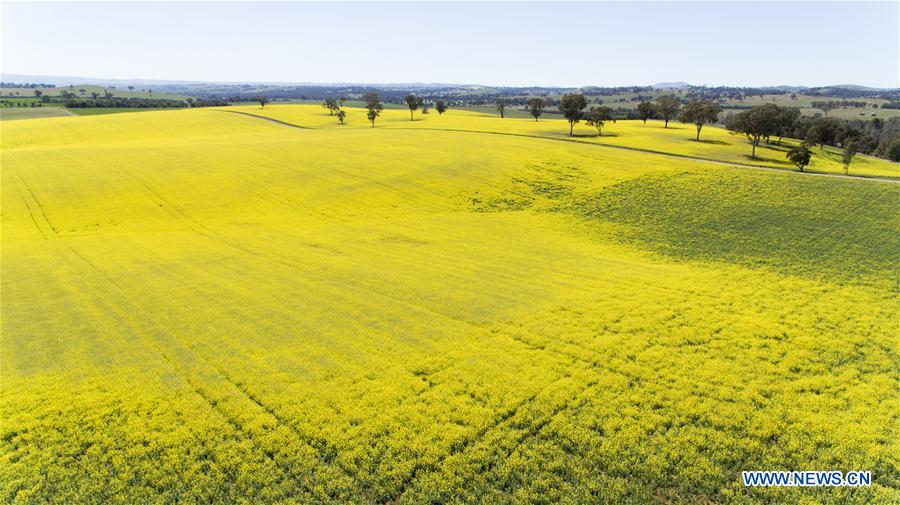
[
  {"left": 7, "top": 177, "right": 336, "bottom": 499},
  {"left": 10, "top": 168, "right": 60, "bottom": 236},
  {"left": 194, "top": 350, "right": 355, "bottom": 476},
  {"left": 45, "top": 241, "right": 333, "bottom": 501},
  {"left": 6, "top": 169, "right": 48, "bottom": 239}
]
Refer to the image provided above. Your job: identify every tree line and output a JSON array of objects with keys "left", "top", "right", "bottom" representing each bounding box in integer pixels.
[
  {"left": 0, "top": 82, "right": 56, "bottom": 88},
  {"left": 811, "top": 100, "right": 877, "bottom": 111},
  {"left": 63, "top": 97, "right": 231, "bottom": 109},
  {"left": 725, "top": 103, "right": 900, "bottom": 167},
  {"left": 550, "top": 94, "right": 721, "bottom": 140},
  {"left": 260, "top": 92, "right": 900, "bottom": 167}
]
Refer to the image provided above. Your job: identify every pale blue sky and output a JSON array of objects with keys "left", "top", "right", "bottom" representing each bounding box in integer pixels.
[{"left": 2, "top": 1, "right": 897, "bottom": 87}]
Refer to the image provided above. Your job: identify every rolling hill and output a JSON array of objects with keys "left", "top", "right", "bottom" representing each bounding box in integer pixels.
[{"left": 1, "top": 106, "right": 898, "bottom": 503}]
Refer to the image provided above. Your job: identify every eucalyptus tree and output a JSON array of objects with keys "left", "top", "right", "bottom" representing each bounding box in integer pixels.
[{"left": 558, "top": 93, "right": 588, "bottom": 136}]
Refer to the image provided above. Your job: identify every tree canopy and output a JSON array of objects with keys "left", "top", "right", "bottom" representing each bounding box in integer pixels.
[
  {"left": 726, "top": 104, "right": 781, "bottom": 158},
  {"left": 637, "top": 101, "right": 655, "bottom": 124},
  {"left": 680, "top": 100, "right": 721, "bottom": 141},
  {"left": 322, "top": 98, "right": 339, "bottom": 115},
  {"left": 526, "top": 97, "right": 546, "bottom": 122},
  {"left": 585, "top": 106, "right": 613, "bottom": 136},
  {"left": 365, "top": 93, "right": 384, "bottom": 127},
  {"left": 405, "top": 94, "right": 424, "bottom": 121},
  {"left": 842, "top": 140, "right": 858, "bottom": 174},
  {"left": 787, "top": 144, "right": 812, "bottom": 171},
  {"left": 655, "top": 96, "right": 681, "bottom": 128},
  {"left": 558, "top": 94, "right": 588, "bottom": 136}
]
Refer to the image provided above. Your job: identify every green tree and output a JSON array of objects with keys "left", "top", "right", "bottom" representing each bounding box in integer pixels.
[
  {"left": 558, "top": 93, "right": 588, "bottom": 136},
  {"left": 774, "top": 106, "right": 800, "bottom": 144},
  {"left": 886, "top": 137, "right": 900, "bottom": 162},
  {"left": 496, "top": 99, "right": 506, "bottom": 118},
  {"left": 680, "top": 100, "right": 721, "bottom": 141},
  {"left": 806, "top": 117, "right": 839, "bottom": 150},
  {"left": 818, "top": 102, "right": 836, "bottom": 117},
  {"left": 322, "top": 98, "right": 337, "bottom": 115},
  {"left": 842, "top": 140, "right": 858, "bottom": 174},
  {"left": 337, "top": 110, "right": 347, "bottom": 125},
  {"left": 585, "top": 106, "right": 613, "bottom": 136},
  {"left": 435, "top": 100, "right": 448, "bottom": 115},
  {"left": 257, "top": 96, "right": 269, "bottom": 108},
  {"left": 366, "top": 108, "right": 381, "bottom": 127},
  {"left": 33, "top": 89, "right": 42, "bottom": 98},
  {"left": 655, "top": 96, "right": 681, "bottom": 128},
  {"left": 726, "top": 104, "right": 780, "bottom": 158},
  {"left": 787, "top": 144, "right": 812, "bottom": 172},
  {"left": 637, "top": 101, "right": 655, "bottom": 124},
  {"left": 405, "top": 94, "right": 424, "bottom": 121},
  {"left": 526, "top": 97, "right": 546, "bottom": 121},
  {"left": 364, "top": 92, "right": 383, "bottom": 127}
]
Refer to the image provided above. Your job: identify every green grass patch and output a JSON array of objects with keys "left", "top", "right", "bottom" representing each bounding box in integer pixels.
[
  {"left": 67, "top": 107, "right": 180, "bottom": 116},
  {"left": 0, "top": 107, "right": 72, "bottom": 121},
  {"left": 573, "top": 170, "right": 900, "bottom": 284}
]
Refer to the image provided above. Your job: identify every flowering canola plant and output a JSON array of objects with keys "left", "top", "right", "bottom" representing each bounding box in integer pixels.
[{"left": 1, "top": 106, "right": 897, "bottom": 503}]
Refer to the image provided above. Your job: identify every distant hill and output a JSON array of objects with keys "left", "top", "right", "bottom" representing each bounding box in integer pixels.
[
  {"left": 827, "top": 84, "right": 889, "bottom": 91},
  {"left": 652, "top": 82, "right": 691, "bottom": 89},
  {"left": 0, "top": 74, "right": 478, "bottom": 89}
]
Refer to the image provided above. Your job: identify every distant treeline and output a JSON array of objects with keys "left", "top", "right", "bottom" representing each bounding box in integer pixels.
[
  {"left": 63, "top": 97, "right": 231, "bottom": 109},
  {"left": 177, "top": 84, "right": 900, "bottom": 107},
  {"left": 723, "top": 103, "right": 900, "bottom": 161},
  {"left": 0, "top": 82, "right": 56, "bottom": 88},
  {"left": 790, "top": 116, "right": 899, "bottom": 160},
  {"left": 811, "top": 100, "right": 879, "bottom": 110}
]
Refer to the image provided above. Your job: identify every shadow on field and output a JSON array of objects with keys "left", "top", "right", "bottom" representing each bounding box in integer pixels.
[
  {"left": 761, "top": 144, "right": 791, "bottom": 152},
  {"left": 691, "top": 139, "right": 730, "bottom": 146},
  {"left": 743, "top": 155, "right": 791, "bottom": 165}
]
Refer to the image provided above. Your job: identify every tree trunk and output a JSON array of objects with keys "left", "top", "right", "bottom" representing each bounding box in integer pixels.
[
  {"left": 569, "top": 122, "right": 574, "bottom": 136},
  {"left": 751, "top": 141, "right": 756, "bottom": 158},
  {"left": 696, "top": 125, "right": 701, "bottom": 141},
  {"left": 597, "top": 127, "right": 602, "bottom": 137},
  {"left": 410, "top": 110, "right": 414, "bottom": 121},
  {"left": 664, "top": 119, "right": 669, "bottom": 128}
]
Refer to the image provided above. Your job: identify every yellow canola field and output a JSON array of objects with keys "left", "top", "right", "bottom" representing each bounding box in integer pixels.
[
  {"left": 233, "top": 104, "right": 900, "bottom": 179},
  {"left": 1, "top": 108, "right": 898, "bottom": 503}
]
